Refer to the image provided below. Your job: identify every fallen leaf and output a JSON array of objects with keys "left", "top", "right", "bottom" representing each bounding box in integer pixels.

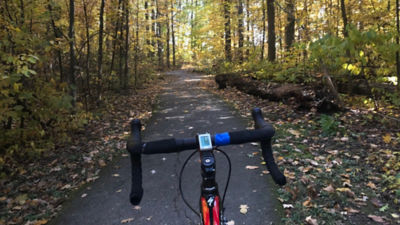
[
  {"left": 382, "top": 133, "right": 391, "bottom": 144},
  {"left": 391, "top": 213, "right": 399, "bottom": 219},
  {"left": 368, "top": 215, "right": 385, "bottom": 223},
  {"left": 121, "top": 218, "right": 134, "bottom": 223},
  {"left": 303, "top": 198, "right": 313, "bottom": 208},
  {"left": 283, "top": 204, "right": 294, "bottom": 209},
  {"left": 98, "top": 160, "right": 106, "bottom": 167},
  {"left": 288, "top": 129, "right": 301, "bottom": 137},
  {"left": 370, "top": 198, "right": 383, "bottom": 207},
  {"left": 366, "top": 181, "right": 376, "bottom": 189},
  {"left": 15, "top": 194, "right": 28, "bottom": 205},
  {"left": 322, "top": 185, "right": 335, "bottom": 193},
  {"left": 344, "top": 207, "right": 360, "bottom": 214},
  {"left": 34, "top": 220, "right": 48, "bottom": 225},
  {"left": 239, "top": 204, "right": 249, "bottom": 214},
  {"left": 81, "top": 193, "right": 87, "bottom": 198},
  {"left": 340, "top": 137, "right": 349, "bottom": 142},
  {"left": 226, "top": 220, "right": 235, "bottom": 225},
  {"left": 262, "top": 170, "right": 269, "bottom": 174},
  {"left": 245, "top": 165, "right": 259, "bottom": 170},
  {"left": 305, "top": 216, "right": 318, "bottom": 225},
  {"left": 112, "top": 173, "right": 120, "bottom": 177}
]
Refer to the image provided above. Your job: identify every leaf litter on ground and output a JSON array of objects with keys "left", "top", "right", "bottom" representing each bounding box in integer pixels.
[
  {"left": 200, "top": 75, "right": 400, "bottom": 225},
  {"left": 0, "top": 76, "right": 168, "bottom": 225}
]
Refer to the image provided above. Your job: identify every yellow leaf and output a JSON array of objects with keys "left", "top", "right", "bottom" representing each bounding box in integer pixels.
[
  {"left": 366, "top": 181, "right": 377, "bottom": 189},
  {"left": 383, "top": 133, "right": 391, "bottom": 144},
  {"left": 303, "top": 198, "right": 313, "bottom": 208},
  {"left": 34, "top": 220, "right": 48, "bottom": 225}
]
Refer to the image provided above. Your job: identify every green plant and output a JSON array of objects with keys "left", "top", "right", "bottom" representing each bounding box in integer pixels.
[{"left": 318, "top": 114, "right": 342, "bottom": 136}]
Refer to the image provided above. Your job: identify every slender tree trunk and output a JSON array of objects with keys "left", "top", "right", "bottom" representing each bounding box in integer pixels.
[
  {"left": 340, "top": 0, "right": 348, "bottom": 37},
  {"left": 237, "top": 0, "right": 244, "bottom": 63},
  {"left": 118, "top": 1, "right": 125, "bottom": 88},
  {"left": 261, "top": 0, "right": 266, "bottom": 60},
  {"left": 98, "top": 0, "right": 105, "bottom": 99},
  {"left": 285, "top": 0, "right": 295, "bottom": 51},
  {"left": 48, "top": 3, "right": 64, "bottom": 82},
  {"left": 83, "top": 0, "right": 91, "bottom": 98},
  {"left": 267, "top": 0, "right": 276, "bottom": 62},
  {"left": 171, "top": 0, "right": 176, "bottom": 67},
  {"left": 110, "top": 0, "right": 122, "bottom": 84},
  {"left": 135, "top": 0, "right": 140, "bottom": 89},
  {"left": 245, "top": 0, "right": 250, "bottom": 58},
  {"left": 166, "top": 0, "right": 170, "bottom": 68},
  {"left": 224, "top": 0, "right": 232, "bottom": 61},
  {"left": 396, "top": 0, "right": 400, "bottom": 90},
  {"left": 145, "top": 1, "right": 151, "bottom": 57},
  {"left": 151, "top": 1, "right": 157, "bottom": 58},
  {"left": 156, "top": 0, "right": 163, "bottom": 68},
  {"left": 123, "top": 0, "right": 129, "bottom": 90},
  {"left": 69, "top": 0, "right": 76, "bottom": 107},
  {"left": 190, "top": 0, "right": 195, "bottom": 55}
]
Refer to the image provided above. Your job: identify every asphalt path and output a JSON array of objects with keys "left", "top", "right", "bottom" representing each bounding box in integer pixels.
[{"left": 51, "top": 70, "right": 282, "bottom": 225}]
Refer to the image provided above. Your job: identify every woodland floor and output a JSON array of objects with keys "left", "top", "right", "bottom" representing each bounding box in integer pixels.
[
  {"left": 199, "top": 73, "right": 400, "bottom": 225},
  {"left": 0, "top": 76, "right": 167, "bottom": 225},
  {"left": 1, "top": 70, "right": 400, "bottom": 225}
]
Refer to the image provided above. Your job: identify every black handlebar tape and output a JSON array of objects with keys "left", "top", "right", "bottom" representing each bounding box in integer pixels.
[
  {"left": 251, "top": 108, "right": 286, "bottom": 186},
  {"left": 261, "top": 140, "right": 286, "bottom": 185},
  {"left": 143, "top": 138, "right": 197, "bottom": 154},
  {"left": 229, "top": 128, "right": 274, "bottom": 144},
  {"left": 126, "top": 119, "right": 144, "bottom": 205}
]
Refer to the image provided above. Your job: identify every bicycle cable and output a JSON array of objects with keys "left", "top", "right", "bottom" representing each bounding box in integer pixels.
[
  {"left": 214, "top": 147, "right": 232, "bottom": 206},
  {"left": 179, "top": 150, "right": 200, "bottom": 218},
  {"left": 178, "top": 147, "right": 232, "bottom": 218}
]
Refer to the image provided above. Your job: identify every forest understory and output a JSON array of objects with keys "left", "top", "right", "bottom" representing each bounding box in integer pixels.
[
  {"left": 199, "top": 72, "right": 400, "bottom": 225},
  {"left": 0, "top": 76, "right": 167, "bottom": 225}
]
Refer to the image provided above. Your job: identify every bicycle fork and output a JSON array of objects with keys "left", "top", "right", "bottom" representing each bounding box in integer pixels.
[{"left": 199, "top": 151, "right": 228, "bottom": 225}]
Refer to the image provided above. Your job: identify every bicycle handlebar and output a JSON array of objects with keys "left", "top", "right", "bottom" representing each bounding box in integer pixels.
[{"left": 127, "top": 108, "right": 286, "bottom": 205}]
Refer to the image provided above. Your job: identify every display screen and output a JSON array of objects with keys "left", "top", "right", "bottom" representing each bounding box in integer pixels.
[{"left": 198, "top": 134, "right": 212, "bottom": 150}]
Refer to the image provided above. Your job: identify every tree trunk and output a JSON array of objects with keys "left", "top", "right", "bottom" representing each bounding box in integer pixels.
[
  {"left": 135, "top": 0, "right": 140, "bottom": 89},
  {"left": 151, "top": 0, "right": 156, "bottom": 58},
  {"left": 261, "top": 0, "right": 266, "bottom": 60},
  {"left": 237, "top": 0, "right": 244, "bottom": 63},
  {"left": 267, "top": 0, "right": 276, "bottom": 62},
  {"left": 156, "top": 0, "right": 163, "bottom": 68},
  {"left": 145, "top": 1, "right": 150, "bottom": 57},
  {"left": 224, "top": 0, "right": 232, "bottom": 61},
  {"left": 245, "top": 0, "right": 250, "bottom": 58},
  {"left": 48, "top": 3, "right": 64, "bottom": 82},
  {"left": 171, "top": 0, "right": 176, "bottom": 67},
  {"left": 83, "top": 0, "right": 91, "bottom": 99},
  {"left": 118, "top": 1, "right": 125, "bottom": 88},
  {"left": 69, "top": 0, "right": 76, "bottom": 107},
  {"left": 397, "top": 0, "right": 400, "bottom": 91},
  {"left": 110, "top": 0, "right": 122, "bottom": 84},
  {"left": 123, "top": 0, "right": 129, "bottom": 90},
  {"left": 340, "top": 0, "right": 348, "bottom": 37},
  {"left": 98, "top": 0, "right": 105, "bottom": 99},
  {"left": 166, "top": 0, "right": 170, "bottom": 68},
  {"left": 285, "top": 0, "right": 295, "bottom": 51}
]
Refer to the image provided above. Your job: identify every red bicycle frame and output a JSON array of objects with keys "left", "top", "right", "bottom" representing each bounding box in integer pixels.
[{"left": 199, "top": 150, "right": 223, "bottom": 225}]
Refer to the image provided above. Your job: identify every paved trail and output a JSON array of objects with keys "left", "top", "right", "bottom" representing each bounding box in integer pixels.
[{"left": 52, "top": 70, "right": 281, "bottom": 225}]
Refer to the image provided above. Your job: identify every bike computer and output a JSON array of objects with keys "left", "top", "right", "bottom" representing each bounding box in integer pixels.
[{"left": 198, "top": 133, "right": 213, "bottom": 151}]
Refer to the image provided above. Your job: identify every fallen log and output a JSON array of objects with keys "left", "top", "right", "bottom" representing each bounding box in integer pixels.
[{"left": 215, "top": 73, "right": 342, "bottom": 113}]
